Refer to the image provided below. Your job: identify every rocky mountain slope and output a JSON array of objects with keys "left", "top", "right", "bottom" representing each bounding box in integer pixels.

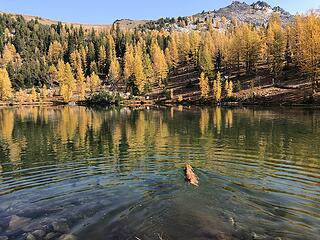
[
  {"left": 1, "top": 1, "right": 294, "bottom": 32},
  {"left": 141, "top": 1, "right": 294, "bottom": 31}
]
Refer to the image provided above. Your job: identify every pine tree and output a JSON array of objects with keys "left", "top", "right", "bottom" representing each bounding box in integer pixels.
[
  {"left": 57, "top": 59, "right": 65, "bottom": 84},
  {"left": 108, "top": 57, "right": 121, "bottom": 85},
  {"left": 133, "top": 44, "right": 146, "bottom": 94},
  {"left": 48, "top": 41, "right": 64, "bottom": 64},
  {"left": 266, "top": 14, "right": 286, "bottom": 80},
  {"left": 30, "top": 87, "right": 37, "bottom": 102},
  {"left": 76, "top": 65, "right": 86, "bottom": 100},
  {"left": 88, "top": 72, "right": 101, "bottom": 93},
  {"left": 60, "top": 63, "right": 76, "bottom": 102},
  {"left": 151, "top": 41, "right": 168, "bottom": 86},
  {"left": 213, "top": 72, "right": 222, "bottom": 102},
  {"left": 226, "top": 80, "right": 233, "bottom": 98},
  {"left": 123, "top": 44, "right": 135, "bottom": 83},
  {"left": 98, "top": 45, "right": 107, "bottom": 74},
  {"left": 41, "top": 85, "right": 48, "bottom": 101},
  {"left": 0, "top": 68, "right": 13, "bottom": 101},
  {"left": 198, "top": 43, "right": 214, "bottom": 77},
  {"left": 199, "top": 72, "right": 209, "bottom": 98},
  {"left": 168, "top": 36, "right": 179, "bottom": 69}
]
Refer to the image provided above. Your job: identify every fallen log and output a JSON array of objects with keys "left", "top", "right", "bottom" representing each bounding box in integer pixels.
[{"left": 184, "top": 164, "right": 199, "bottom": 186}]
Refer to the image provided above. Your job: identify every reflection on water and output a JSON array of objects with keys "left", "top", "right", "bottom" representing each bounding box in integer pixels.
[{"left": 0, "top": 106, "right": 319, "bottom": 240}]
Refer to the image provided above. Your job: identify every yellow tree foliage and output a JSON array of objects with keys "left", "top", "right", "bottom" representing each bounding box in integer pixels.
[
  {"left": 0, "top": 68, "right": 13, "bottom": 101},
  {"left": 180, "top": 33, "right": 191, "bottom": 62},
  {"left": 266, "top": 14, "right": 286, "bottom": 79},
  {"left": 70, "top": 50, "right": 82, "bottom": 72},
  {"left": 48, "top": 65, "right": 58, "bottom": 83},
  {"left": 213, "top": 72, "right": 222, "bottom": 102},
  {"left": 199, "top": 72, "right": 210, "bottom": 98},
  {"left": 108, "top": 57, "right": 121, "bottom": 84},
  {"left": 198, "top": 42, "right": 214, "bottom": 77},
  {"left": 165, "top": 48, "right": 173, "bottom": 69},
  {"left": 291, "top": 14, "right": 320, "bottom": 88},
  {"left": 133, "top": 44, "right": 146, "bottom": 94},
  {"left": 88, "top": 72, "right": 101, "bottom": 93},
  {"left": 98, "top": 45, "right": 107, "bottom": 74},
  {"left": 60, "top": 63, "right": 76, "bottom": 102},
  {"left": 76, "top": 65, "right": 86, "bottom": 100},
  {"left": 151, "top": 41, "right": 168, "bottom": 86},
  {"left": 190, "top": 31, "right": 201, "bottom": 62},
  {"left": 168, "top": 35, "right": 180, "bottom": 69},
  {"left": 41, "top": 85, "right": 48, "bottom": 101},
  {"left": 15, "top": 89, "right": 26, "bottom": 104},
  {"left": 225, "top": 80, "right": 233, "bottom": 97},
  {"left": 124, "top": 44, "right": 135, "bottom": 82},
  {"left": 30, "top": 87, "right": 38, "bottom": 102},
  {"left": 143, "top": 54, "right": 155, "bottom": 87},
  {"left": 2, "top": 43, "right": 18, "bottom": 65},
  {"left": 57, "top": 59, "right": 66, "bottom": 84},
  {"left": 48, "top": 41, "right": 64, "bottom": 64},
  {"left": 79, "top": 45, "right": 87, "bottom": 70}
]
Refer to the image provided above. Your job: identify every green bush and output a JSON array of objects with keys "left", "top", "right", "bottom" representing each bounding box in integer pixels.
[{"left": 86, "top": 91, "right": 123, "bottom": 106}]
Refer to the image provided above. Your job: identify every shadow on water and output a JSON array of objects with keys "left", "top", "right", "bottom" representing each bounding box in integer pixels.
[{"left": 0, "top": 106, "right": 319, "bottom": 239}]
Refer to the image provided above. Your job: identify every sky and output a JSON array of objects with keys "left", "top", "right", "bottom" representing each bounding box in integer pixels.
[{"left": 0, "top": 0, "right": 319, "bottom": 24}]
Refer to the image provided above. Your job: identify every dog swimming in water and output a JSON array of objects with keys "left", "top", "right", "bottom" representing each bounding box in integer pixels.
[{"left": 184, "top": 164, "right": 199, "bottom": 186}]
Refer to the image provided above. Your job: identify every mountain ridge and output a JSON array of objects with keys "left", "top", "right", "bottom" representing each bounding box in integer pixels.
[{"left": 0, "top": 1, "right": 295, "bottom": 31}]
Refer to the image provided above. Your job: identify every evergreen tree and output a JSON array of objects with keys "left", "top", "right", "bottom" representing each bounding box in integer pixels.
[
  {"left": 76, "top": 65, "right": 86, "bottom": 100},
  {"left": 213, "top": 71, "right": 222, "bottom": 102},
  {"left": 151, "top": 41, "right": 168, "bottom": 86},
  {"left": 199, "top": 72, "right": 209, "bottom": 98},
  {"left": 0, "top": 68, "right": 12, "bottom": 100},
  {"left": 60, "top": 63, "right": 76, "bottom": 102}
]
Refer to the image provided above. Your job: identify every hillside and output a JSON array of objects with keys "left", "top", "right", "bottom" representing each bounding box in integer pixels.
[
  {"left": 0, "top": 1, "right": 319, "bottom": 106},
  {"left": 139, "top": 1, "right": 293, "bottom": 31},
  {"left": 1, "top": 1, "right": 294, "bottom": 32}
]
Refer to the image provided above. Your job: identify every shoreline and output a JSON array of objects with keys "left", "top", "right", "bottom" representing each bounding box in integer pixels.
[{"left": 1, "top": 99, "right": 320, "bottom": 109}]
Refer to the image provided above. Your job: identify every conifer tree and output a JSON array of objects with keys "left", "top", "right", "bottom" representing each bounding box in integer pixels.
[
  {"left": 76, "top": 65, "right": 86, "bottom": 100},
  {"left": 213, "top": 71, "right": 222, "bottom": 102},
  {"left": 124, "top": 44, "right": 135, "bottom": 83},
  {"left": 168, "top": 36, "right": 179, "bottom": 69},
  {"left": 48, "top": 41, "right": 64, "bottom": 64},
  {"left": 198, "top": 43, "right": 214, "bottom": 77},
  {"left": 266, "top": 14, "right": 286, "bottom": 80},
  {"left": 226, "top": 80, "right": 233, "bottom": 97},
  {"left": 133, "top": 46, "right": 146, "bottom": 94},
  {"left": 60, "top": 63, "right": 76, "bottom": 102},
  {"left": 98, "top": 45, "right": 107, "bottom": 74},
  {"left": 30, "top": 87, "right": 37, "bottom": 102},
  {"left": 41, "top": 85, "right": 48, "bottom": 101},
  {"left": 151, "top": 41, "right": 168, "bottom": 86},
  {"left": 0, "top": 68, "right": 12, "bottom": 101},
  {"left": 57, "top": 59, "right": 66, "bottom": 84},
  {"left": 108, "top": 57, "right": 121, "bottom": 86},
  {"left": 199, "top": 72, "right": 210, "bottom": 98},
  {"left": 88, "top": 72, "right": 101, "bottom": 94}
]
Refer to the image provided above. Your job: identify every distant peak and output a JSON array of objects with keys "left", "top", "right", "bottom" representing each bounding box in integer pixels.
[{"left": 251, "top": 1, "right": 272, "bottom": 10}]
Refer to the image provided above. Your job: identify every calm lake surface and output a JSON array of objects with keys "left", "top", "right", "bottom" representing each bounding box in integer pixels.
[{"left": 0, "top": 106, "right": 319, "bottom": 240}]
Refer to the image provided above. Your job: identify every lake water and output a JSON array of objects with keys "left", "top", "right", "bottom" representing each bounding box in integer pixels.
[{"left": 0, "top": 106, "right": 319, "bottom": 240}]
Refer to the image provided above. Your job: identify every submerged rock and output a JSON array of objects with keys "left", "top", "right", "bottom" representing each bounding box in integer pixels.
[
  {"left": 44, "top": 232, "right": 61, "bottom": 240},
  {"left": 0, "top": 236, "right": 8, "bottom": 240},
  {"left": 32, "top": 229, "right": 46, "bottom": 238},
  {"left": 26, "top": 233, "right": 36, "bottom": 240},
  {"left": 8, "top": 215, "right": 31, "bottom": 231},
  {"left": 52, "top": 221, "right": 70, "bottom": 234},
  {"left": 59, "top": 234, "right": 77, "bottom": 240}
]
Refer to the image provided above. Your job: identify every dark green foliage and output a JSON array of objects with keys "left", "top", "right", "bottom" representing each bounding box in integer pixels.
[{"left": 86, "top": 91, "right": 123, "bottom": 106}]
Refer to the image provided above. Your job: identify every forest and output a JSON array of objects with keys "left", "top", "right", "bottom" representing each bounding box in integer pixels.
[{"left": 0, "top": 12, "right": 319, "bottom": 103}]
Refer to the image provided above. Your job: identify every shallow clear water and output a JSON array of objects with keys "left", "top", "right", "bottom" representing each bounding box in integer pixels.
[{"left": 0, "top": 106, "right": 319, "bottom": 240}]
